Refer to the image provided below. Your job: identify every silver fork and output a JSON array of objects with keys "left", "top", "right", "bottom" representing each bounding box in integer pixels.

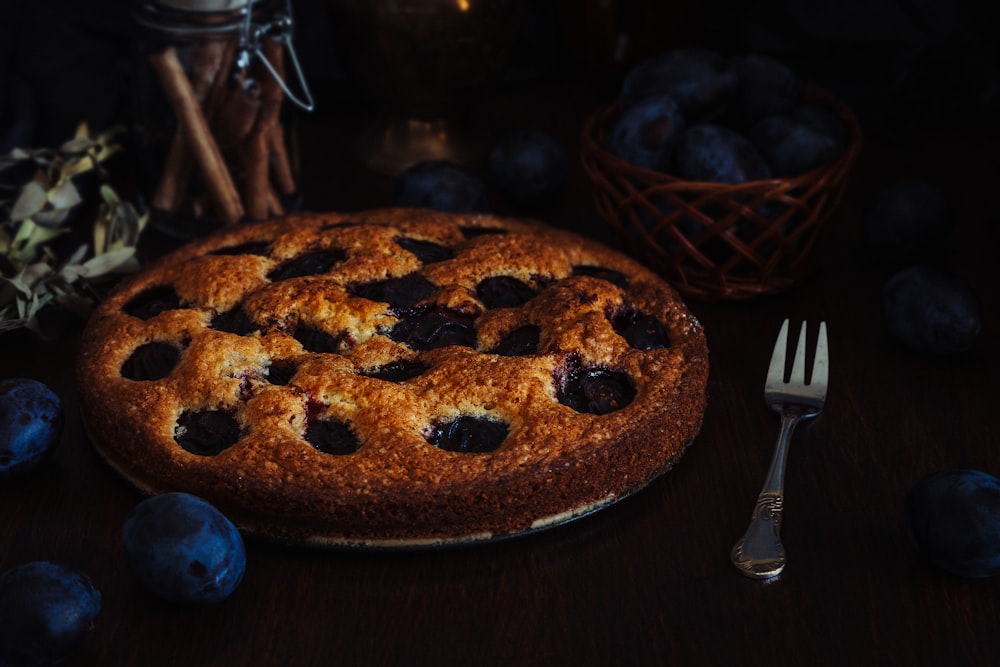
[{"left": 730, "top": 319, "right": 829, "bottom": 579}]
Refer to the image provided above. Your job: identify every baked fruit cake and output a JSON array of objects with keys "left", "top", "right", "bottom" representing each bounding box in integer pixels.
[{"left": 76, "top": 208, "right": 709, "bottom": 547}]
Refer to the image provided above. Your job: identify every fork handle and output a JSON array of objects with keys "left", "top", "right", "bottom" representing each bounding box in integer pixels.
[{"left": 731, "top": 413, "right": 800, "bottom": 579}]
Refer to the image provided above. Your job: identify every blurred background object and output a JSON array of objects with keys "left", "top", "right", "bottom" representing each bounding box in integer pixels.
[{"left": 325, "top": 0, "right": 525, "bottom": 175}]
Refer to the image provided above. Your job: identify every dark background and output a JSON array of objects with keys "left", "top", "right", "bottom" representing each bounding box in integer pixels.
[{"left": 3, "top": 0, "right": 1000, "bottom": 154}]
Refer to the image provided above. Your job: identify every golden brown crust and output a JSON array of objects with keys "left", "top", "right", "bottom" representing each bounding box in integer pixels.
[{"left": 76, "top": 209, "right": 708, "bottom": 547}]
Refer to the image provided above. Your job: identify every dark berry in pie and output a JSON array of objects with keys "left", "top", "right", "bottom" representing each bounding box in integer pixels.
[
  {"left": 431, "top": 416, "right": 509, "bottom": 453},
  {"left": 387, "top": 308, "right": 477, "bottom": 350},
  {"left": 294, "top": 326, "right": 344, "bottom": 354},
  {"left": 305, "top": 418, "right": 360, "bottom": 455},
  {"left": 265, "top": 360, "right": 297, "bottom": 386},
  {"left": 210, "top": 240, "right": 271, "bottom": 257},
  {"left": 349, "top": 274, "right": 437, "bottom": 313},
  {"left": 210, "top": 307, "right": 258, "bottom": 335},
  {"left": 174, "top": 410, "right": 241, "bottom": 456},
  {"left": 123, "top": 286, "right": 183, "bottom": 320},
  {"left": 396, "top": 237, "right": 454, "bottom": 264},
  {"left": 488, "top": 325, "right": 541, "bottom": 356},
  {"left": 571, "top": 265, "right": 629, "bottom": 290},
  {"left": 612, "top": 310, "right": 669, "bottom": 350},
  {"left": 121, "top": 342, "right": 181, "bottom": 381},
  {"left": 361, "top": 359, "right": 429, "bottom": 382},
  {"left": 557, "top": 366, "right": 636, "bottom": 415},
  {"left": 267, "top": 249, "right": 345, "bottom": 281},
  {"left": 476, "top": 276, "right": 538, "bottom": 309}
]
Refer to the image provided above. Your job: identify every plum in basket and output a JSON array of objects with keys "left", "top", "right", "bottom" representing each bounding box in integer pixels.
[
  {"left": 620, "top": 47, "right": 738, "bottom": 122},
  {"left": 603, "top": 94, "right": 685, "bottom": 172},
  {"left": 672, "top": 124, "right": 771, "bottom": 185}
]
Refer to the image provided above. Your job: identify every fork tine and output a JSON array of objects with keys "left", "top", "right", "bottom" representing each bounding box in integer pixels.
[
  {"left": 765, "top": 319, "right": 790, "bottom": 389},
  {"left": 811, "top": 321, "right": 829, "bottom": 390},
  {"left": 789, "top": 321, "right": 809, "bottom": 386}
]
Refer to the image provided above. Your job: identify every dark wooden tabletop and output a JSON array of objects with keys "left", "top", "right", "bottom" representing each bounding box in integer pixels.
[{"left": 3, "top": 70, "right": 999, "bottom": 666}]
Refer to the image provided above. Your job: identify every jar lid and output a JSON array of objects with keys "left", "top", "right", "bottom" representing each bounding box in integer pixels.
[{"left": 154, "top": 0, "right": 255, "bottom": 10}]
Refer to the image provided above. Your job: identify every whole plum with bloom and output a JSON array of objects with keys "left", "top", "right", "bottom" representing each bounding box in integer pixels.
[
  {"left": 881, "top": 265, "right": 981, "bottom": 354},
  {"left": 0, "top": 378, "right": 63, "bottom": 478},
  {"left": 865, "top": 181, "right": 949, "bottom": 262},
  {"left": 749, "top": 105, "right": 846, "bottom": 177},
  {"left": 620, "top": 48, "right": 738, "bottom": 122},
  {"left": 905, "top": 469, "right": 1000, "bottom": 578},
  {"left": 122, "top": 492, "right": 246, "bottom": 604},
  {"left": 0, "top": 561, "right": 101, "bottom": 666},
  {"left": 489, "top": 129, "right": 569, "bottom": 202},
  {"left": 394, "top": 160, "right": 488, "bottom": 213},
  {"left": 603, "top": 94, "right": 685, "bottom": 172},
  {"left": 729, "top": 53, "right": 801, "bottom": 125},
  {"left": 672, "top": 124, "right": 771, "bottom": 185}
]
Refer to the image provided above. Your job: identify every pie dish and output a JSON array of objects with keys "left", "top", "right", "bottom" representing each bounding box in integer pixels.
[{"left": 76, "top": 208, "right": 709, "bottom": 547}]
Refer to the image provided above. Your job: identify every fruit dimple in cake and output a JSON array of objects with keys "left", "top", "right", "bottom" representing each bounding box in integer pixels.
[{"left": 76, "top": 208, "right": 709, "bottom": 548}]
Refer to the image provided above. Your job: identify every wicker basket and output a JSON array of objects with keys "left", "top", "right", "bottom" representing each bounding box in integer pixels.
[{"left": 581, "top": 83, "right": 862, "bottom": 300}]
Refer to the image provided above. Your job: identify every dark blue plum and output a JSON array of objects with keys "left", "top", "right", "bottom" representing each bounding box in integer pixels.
[
  {"left": 0, "top": 378, "right": 63, "bottom": 478},
  {"left": 729, "top": 53, "right": 801, "bottom": 125},
  {"left": 905, "top": 469, "right": 1000, "bottom": 578},
  {"left": 394, "top": 160, "right": 488, "bottom": 213},
  {"left": 620, "top": 48, "right": 738, "bottom": 122},
  {"left": 489, "top": 129, "right": 569, "bottom": 201},
  {"left": 672, "top": 124, "right": 772, "bottom": 184},
  {"left": 122, "top": 492, "right": 246, "bottom": 604},
  {"left": 865, "top": 181, "right": 949, "bottom": 262},
  {"left": 881, "top": 266, "right": 981, "bottom": 354},
  {"left": 0, "top": 561, "right": 101, "bottom": 666},
  {"left": 603, "top": 95, "right": 685, "bottom": 172},
  {"left": 749, "top": 105, "right": 847, "bottom": 177}
]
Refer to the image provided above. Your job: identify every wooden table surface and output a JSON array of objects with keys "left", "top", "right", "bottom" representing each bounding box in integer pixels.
[{"left": 2, "top": 73, "right": 999, "bottom": 666}]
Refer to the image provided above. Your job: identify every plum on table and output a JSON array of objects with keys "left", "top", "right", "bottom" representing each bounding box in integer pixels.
[
  {"left": 0, "top": 378, "right": 63, "bottom": 478},
  {"left": 489, "top": 129, "right": 569, "bottom": 202},
  {"left": 394, "top": 160, "right": 488, "bottom": 213},
  {"left": 122, "top": 492, "right": 246, "bottom": 604},
  {"left": 905, "top": 469, "right": 1000, "bottom": 578},
  {"left": 881, "top": 265, "right": 981, "bottom": 354},
  {"left": 0, "top": 561, "right": 101, "bottom": 666}
]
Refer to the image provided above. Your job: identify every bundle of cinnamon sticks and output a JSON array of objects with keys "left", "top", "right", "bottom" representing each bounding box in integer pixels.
[{"left": 147, "top": 36, "right": 296, "bottom": 226}]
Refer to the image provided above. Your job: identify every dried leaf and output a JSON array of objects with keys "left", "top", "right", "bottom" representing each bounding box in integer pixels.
[
  {"left": 76, "top": 247, "right": 136, "bottom": 278},
  {"left": 10, "top": 181, "right": 48, "bottom": 222},
  {"left": 48, "top": 179, "right": 83, "bottom": 210},
  {"left": 32, "top": 207, "right": 72, "bottom": 227}
]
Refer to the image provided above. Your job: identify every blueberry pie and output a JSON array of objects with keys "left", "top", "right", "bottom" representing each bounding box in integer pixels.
[{"left": 77, "top": 209, "right": 709, "bottom": 547}]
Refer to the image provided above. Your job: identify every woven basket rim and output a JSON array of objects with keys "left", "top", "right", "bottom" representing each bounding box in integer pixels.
[{"left": 580, "top": 82, "right": 863, "bottom": 301}]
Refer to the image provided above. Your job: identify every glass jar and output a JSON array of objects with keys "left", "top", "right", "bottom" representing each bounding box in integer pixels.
[{"left": 131, "top": 0, "right": 313, "bottom": 238}]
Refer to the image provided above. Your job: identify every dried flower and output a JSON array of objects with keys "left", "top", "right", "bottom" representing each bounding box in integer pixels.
[{"left": 1, "top": 123, "right": 147, "bottom": 338}]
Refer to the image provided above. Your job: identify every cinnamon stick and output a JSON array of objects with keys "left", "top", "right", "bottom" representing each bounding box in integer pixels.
[
  {"left": 149, "top": 46, "right": 244, "bottom": 225},
  {"left": 213, "top": 74, "right": 262, "bottom": 150},
  {"left": 243, "top": 36, "right": 286, "bottom": 220},
  {"left": 152, "top": 40, "right": 233, "bottom": 214}
]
